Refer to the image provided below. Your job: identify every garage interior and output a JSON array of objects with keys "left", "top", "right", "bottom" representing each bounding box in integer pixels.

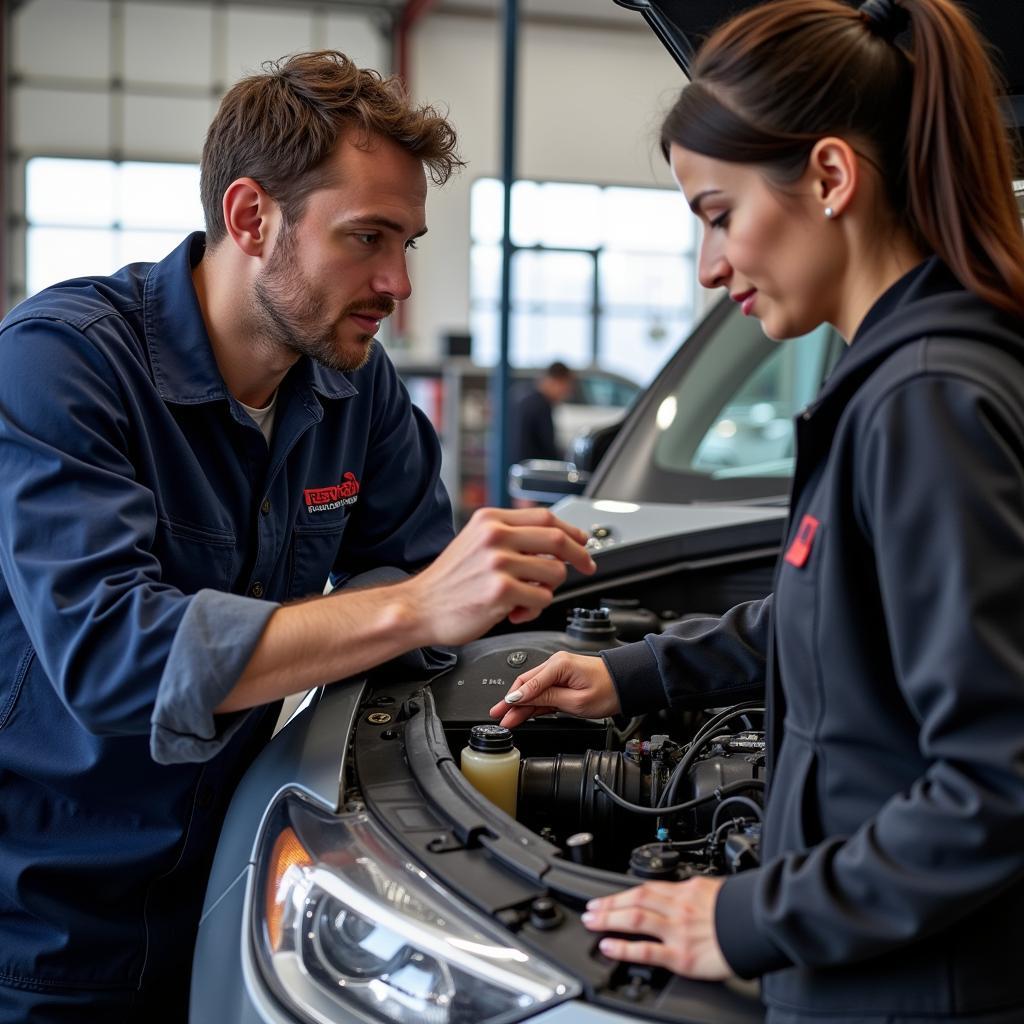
[{"left": 3, "top": 2, "right": 1024, "bottom": 1022}]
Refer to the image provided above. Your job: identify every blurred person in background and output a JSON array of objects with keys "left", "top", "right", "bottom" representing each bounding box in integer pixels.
[{"left": 509, "top": 359, "right": 576, "bottom": 465}]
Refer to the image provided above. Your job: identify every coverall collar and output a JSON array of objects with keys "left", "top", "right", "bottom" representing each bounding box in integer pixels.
[{"left": 142, "top": 231, "right": 358, "bottom": 407}]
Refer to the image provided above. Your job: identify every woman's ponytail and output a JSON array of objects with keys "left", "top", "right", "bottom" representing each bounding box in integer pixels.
[{"left": 901, "top": 0, "right": 1024, "bottom": 320}]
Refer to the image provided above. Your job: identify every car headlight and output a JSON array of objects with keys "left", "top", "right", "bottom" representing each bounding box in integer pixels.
[{"left": 255, "top": 795, "right": 577, "bottom": 1024}]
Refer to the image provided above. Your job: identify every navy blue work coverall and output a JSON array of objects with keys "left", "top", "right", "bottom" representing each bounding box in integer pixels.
[
  {"left": 603, "top": 258, "right": 1024, "bottom": 1023},
  {"left": 0, "top": 233, "right": 454, "bottom": 1020}
]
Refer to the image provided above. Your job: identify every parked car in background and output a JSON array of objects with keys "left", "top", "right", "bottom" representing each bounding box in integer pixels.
[
  {"left": 397, "top": 361, "right": 640, "bottom": 454},
  {"left": 554, "top": 369, "right": 640, "bottom": 454},
  {"left": 397, "top": 360, "right": 639, "bottom": 522}
]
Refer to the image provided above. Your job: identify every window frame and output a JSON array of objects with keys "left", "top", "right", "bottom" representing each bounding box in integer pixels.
[
  {"left": 23, "top": 156, "right": 203, "bottom": 297},
  {"left": 468, "top": 176, "right": 699, "bottom": 383}
]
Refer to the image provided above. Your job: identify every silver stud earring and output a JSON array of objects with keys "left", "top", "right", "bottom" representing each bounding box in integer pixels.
[{"left": 824, "top": 206, "right": 835, "bottom": 219}]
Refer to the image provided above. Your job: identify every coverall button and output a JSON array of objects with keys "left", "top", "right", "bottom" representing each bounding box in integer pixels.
[
  {"left": 250, "top": 581, "right": 265, "bottom": 598},
  {"left": 260, "top": 498, "right": 271, "bottom": 516}
]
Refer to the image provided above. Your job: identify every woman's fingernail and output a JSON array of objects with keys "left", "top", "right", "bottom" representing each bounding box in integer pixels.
[
  {"left": 503, "top": 690, "right": 523, "bottom": 704},
  {"left": 581, "top": 912, "right": 596, "bottom": 925},
  {"left": 585, "top": 899, "right": 600, "bottom": 910},
  {"left": 599, "top": 939, "right": 615, "bottom": 954}
]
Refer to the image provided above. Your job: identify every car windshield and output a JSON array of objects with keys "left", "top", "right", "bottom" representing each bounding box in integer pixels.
[{"left": 589, "top": 299, "right": 845, "bottom": 505}]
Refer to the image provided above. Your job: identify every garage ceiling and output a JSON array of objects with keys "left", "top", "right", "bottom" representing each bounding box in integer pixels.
[
  {"left": 89, "top": 0, "right": 641, "bottom": 28},
  {"left": 433, "top": 0, "right": 639, "bottom": 28}
]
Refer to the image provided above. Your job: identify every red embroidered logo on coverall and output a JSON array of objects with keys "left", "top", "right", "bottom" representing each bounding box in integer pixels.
[{"left": 304, "top": 472, "right": 361, "bottom": 513}]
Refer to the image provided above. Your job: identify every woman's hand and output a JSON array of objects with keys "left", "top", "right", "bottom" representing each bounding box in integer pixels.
[
  {"left": 488, "top": 651, "right": 622, "bottom": 727},
  {"left": 581, "top": 876, "right": 732, "bottom": 980}
]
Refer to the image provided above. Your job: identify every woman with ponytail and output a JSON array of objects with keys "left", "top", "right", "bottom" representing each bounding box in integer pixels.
[{"left": 493, "top": 1, "right": 1024, "bottom": 1019}]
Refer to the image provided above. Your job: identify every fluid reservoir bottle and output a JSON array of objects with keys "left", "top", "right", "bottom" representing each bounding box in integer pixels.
[{"left": 461, "top": 724, "right": 520, "bottom": 817}]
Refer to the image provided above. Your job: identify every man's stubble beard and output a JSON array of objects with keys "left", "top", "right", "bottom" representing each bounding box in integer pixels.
[{"left": 250, "top": 223, "right": 379, "bottom": 373}]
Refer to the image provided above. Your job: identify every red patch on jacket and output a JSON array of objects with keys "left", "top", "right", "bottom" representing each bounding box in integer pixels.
[
  {"left": 784, "top": 514, "right": 820, "bottom": 568},
  {"left": 304, "top": 472, "right": 361, "bottom": 510}
]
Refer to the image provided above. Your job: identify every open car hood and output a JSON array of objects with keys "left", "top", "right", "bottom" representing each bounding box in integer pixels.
[{"left": 614, "top": 0, "right": 1024, "bottom": 133}]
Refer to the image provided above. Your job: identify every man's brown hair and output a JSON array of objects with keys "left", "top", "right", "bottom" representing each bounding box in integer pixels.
[{"left": 200, "top": 50, "right": 464, "bottom": 245}]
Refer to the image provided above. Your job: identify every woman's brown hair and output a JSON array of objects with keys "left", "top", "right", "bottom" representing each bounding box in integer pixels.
[
  {"left": 201, "top": 51, "right": 464, "bottom": 245},
  {"left": 660, "top": 0, "right": 1024, "bottom": 321}
]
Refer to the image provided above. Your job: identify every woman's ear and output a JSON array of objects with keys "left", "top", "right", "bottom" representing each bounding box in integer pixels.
[{"left": 806, "top": 136, "right": 859, "bottom": 218}]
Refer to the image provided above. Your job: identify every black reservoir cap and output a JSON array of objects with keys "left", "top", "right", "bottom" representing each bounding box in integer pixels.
[{"left": 469, "top": 723, "right": 514, "bottom": 753}]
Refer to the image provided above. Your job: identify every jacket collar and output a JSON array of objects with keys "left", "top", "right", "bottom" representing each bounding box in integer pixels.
[
  {"left": 142, "top": 231, "right": 358, "bottom": 406},
  {"left": 808, "top": 255, "right": 1024, "bottom": 419}
]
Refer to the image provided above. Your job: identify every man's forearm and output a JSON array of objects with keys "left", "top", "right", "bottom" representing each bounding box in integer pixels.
[
  {"left": 215, "top": 581, "right": 424, "bottom": 713},
  {"left": 214, "top": 507, "right": 598, "bottom": 714}
]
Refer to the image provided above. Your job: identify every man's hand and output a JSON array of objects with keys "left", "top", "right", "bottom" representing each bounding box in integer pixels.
[
  {"left": 488, "top": 651, "right": 621, "bottom": 727},
  {"left": 581, "top": 877, "right": 731, "bottom": 980},
  {"left": 220, "top": 507, "right": 594, "bottom": 713},
  {"left": 405, "top": 507, "right": 596, "bottom": 648}
]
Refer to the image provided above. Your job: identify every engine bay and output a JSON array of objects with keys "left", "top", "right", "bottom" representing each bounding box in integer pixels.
[
  {"left": 428, "top": 604, "right": 767, "bottom": 882},
  {"left": 349, "top": 600, "right": 768, "bottom": 1021}
]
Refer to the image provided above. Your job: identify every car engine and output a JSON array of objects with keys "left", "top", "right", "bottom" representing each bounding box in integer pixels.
[{"left": 429, "top": 605, "right": 766, "bottom": 880}]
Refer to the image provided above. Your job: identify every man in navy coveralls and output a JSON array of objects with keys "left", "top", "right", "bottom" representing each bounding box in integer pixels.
[{"left": 0, "top": 51, "right": 594, "bottom": 1021}]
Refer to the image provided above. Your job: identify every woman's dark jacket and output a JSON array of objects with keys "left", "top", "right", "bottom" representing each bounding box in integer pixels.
[{"left": 602, "top": 258, "right": 1024, "bottom": 1022}]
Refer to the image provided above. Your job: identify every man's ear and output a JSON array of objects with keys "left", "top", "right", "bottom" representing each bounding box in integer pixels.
[
  {"left": 221, "top": 178, "right": 279, "bottom": 257},
  {"left": 806, "top": 136, "right": 859, "bottom": 218}
]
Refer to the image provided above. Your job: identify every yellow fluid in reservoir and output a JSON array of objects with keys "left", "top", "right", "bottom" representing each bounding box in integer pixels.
[{"left": 461, "top": 744, "right": 520, "bottom": 817}]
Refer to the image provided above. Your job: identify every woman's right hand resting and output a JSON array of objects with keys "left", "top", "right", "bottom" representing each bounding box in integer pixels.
[{"left": 489, "top": 651, "right": 622, "bottom": 727}]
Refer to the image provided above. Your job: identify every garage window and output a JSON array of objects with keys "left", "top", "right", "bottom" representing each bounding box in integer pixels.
[
  {"left": 25, "top": 157, "right": 203, "bottom": 296},
  {"left": 469, "top": 177, "right": 697, "bottom": 385}
]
